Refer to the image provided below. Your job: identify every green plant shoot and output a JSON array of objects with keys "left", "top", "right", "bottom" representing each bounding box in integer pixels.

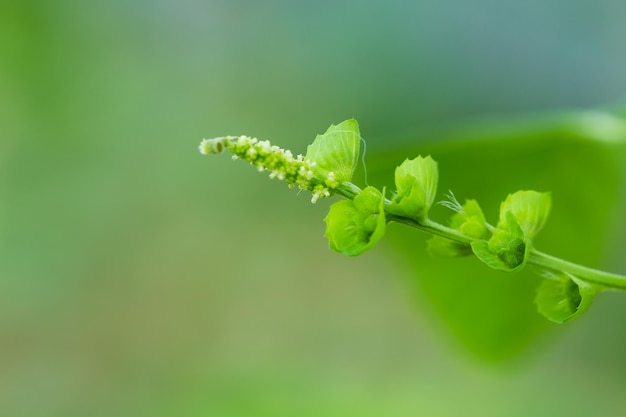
[{"left": 199, "top": 119, "right": 626, "bottom": 323}]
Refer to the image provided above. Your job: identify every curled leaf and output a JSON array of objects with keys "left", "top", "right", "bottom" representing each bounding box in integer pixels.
[
  {"left": 472, "top": 213, "right": 529, "bottom": 271},
  {"left": 535, "top": 272, "right": 600, "bottom": 323},
  {"left": 499, "top": 190, "right": 551, "bottom": 240},
  {"left": 389, "top": 155, "right": 439, "bottom": 219},
  {"left": 305, "top": 119, "right": 360, "bottom": 183},
  {"left": 324, "top": 187, "right": 386, "bottom": 256}
]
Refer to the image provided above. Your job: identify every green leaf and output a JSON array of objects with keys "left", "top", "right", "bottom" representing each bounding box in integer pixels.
[
  {"left": 324, "top": 186, "right": 385, "bottom": 256},
  {"left": 535, "top": 272, "right": 600, "bottom": 323},
  {"left": 471, "top": 240, "right": 522, "bottom": 272},
  {"left": 499, "top": 190, "right": 552, "bottom": 240},
  {"left": 305, "top": 119, "right": 360, "bottom": 183},
  {"left": 366, "top": 111, "right": 626, "bottom": 360},
  {"left": 427, "top": 200, "right": 488, "bottom": 257},
  {"left": 388, "top": 155, "right": 438, "bottom": 219},
  {"left": 471, "top": 213, "right": 528, "bottom": 272},
  {"left": 451, "top": 199, "right": 489, "bottom": 239},
  {"left": 490, "top": 213, "right": 529, "bottom": 267}
]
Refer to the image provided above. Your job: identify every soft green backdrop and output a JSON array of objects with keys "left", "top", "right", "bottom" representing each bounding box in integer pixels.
[{"left": 2, "top": 1, "right": 626, "bottom": 416}]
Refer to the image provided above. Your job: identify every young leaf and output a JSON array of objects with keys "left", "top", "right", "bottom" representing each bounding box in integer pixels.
[
  {"left": 499, "top": 190, "right": 552, "bottom": 240},
  {"left": 427, "top": 199, "right": 488, "bottom": 257},
  {"left": 324, "top": 186, "right": 385, "bottom": 256},
  {"left": 472, "top": 213, "right": 529, "bottom": 271},
  {"left": 535, "top": 272, "right": 600, "bottom": 323},
  {"left": 305, "top": 119, "right": 360, "bottom": 183},
  {"left": 389, "top": 155, "right": 439, "bottom": 219},
  {"left": 471, "top": 240, "right": 524, "bottom": 272}
]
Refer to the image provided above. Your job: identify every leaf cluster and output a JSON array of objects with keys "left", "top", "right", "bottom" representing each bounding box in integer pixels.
[
  {"left": 308, "top": 120, "right": 611, "bottom": 324},
  {"left": 201, "top": 118, "right": 626, "bottom": 326}
]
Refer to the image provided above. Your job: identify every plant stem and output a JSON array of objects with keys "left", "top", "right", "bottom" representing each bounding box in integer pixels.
[
  {"left": 528, "top": 250, "right": 626, "bottom": 290},
  {"left": 337, "top": 184, "right": 477, "bottom": 243},
  {"left": 387, "top": 215, "right": 476, "bottom": 244},
  {"left": 337, "top": 181, "right": 626, "bottom": 289},
  {"left": 336, "top": 182, "right": 362, "bottom": 199}
]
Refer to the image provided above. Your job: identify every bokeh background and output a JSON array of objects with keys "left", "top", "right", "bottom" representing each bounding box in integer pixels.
[{"left": 2, "top": 1, "right": 626, "bottom": 416}]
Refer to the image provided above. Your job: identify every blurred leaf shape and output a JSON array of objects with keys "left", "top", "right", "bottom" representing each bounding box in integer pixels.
[{"left": 365, "top": 111, "right": 626, "bottom": 361}]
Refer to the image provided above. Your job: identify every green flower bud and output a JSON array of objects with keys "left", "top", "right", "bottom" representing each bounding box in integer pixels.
[
  {"left": 498, "top": 190, "right": 551, "bottom": 241},
  {"left": 324, "top": 186, "right": 386, "bottom": 256},
  {"left": 389, "top": 155, "right": 438, "bottom": 219},
  {"left": 535, "top": 271, "right": 600, "bottom": 323},
  {"left": 471, "top": 212, "right": 529, "bottom": 271},
  {"left": 471, "top": 190, "right": 550, "bottom": 272},
  {"left": 199, "top": 135, "right": 336, "bottom": 203},
  {"left": 428, "top": 199, "right": 489, "bottom": 257}
]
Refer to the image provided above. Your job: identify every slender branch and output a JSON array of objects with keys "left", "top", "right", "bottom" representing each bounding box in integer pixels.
[
  {"left": 344, "top": 184, "right": 626, "bottom": 289},
  {"left": 335, "top": 182, "right": 362, "bottom": 199},
  {"left": 200, "top": 115, "right": 626, "bottom": 323},
  {"left": 386, "top": 215, "right": 477, "bottom": 244},
  {"left": 528, "top": 251, "right": 626, "bottom": 290}
]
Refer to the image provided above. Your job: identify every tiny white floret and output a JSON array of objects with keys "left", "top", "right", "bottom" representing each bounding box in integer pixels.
[{"left": 199, "top": 139, "right": 210, "bottom": 155}]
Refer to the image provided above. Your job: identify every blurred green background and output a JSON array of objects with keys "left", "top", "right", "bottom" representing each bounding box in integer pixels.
[{"left": 2, "top": 1, "right": 626, "bottom": 416}]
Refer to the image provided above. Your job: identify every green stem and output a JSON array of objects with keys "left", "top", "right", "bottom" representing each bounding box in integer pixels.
[
  {"left": 335, "top": 182, "right": 362, "bottom": 199},
  {"left": 387, "top": 215, "right": 476, "bottom": 244},
  {"left": 528, "top": 250, "right": 626, "bottom": 290},
  {"left": 336, "top": 184, "right": 477, "bottom": 243},
  {"left": 337, "top": 181, "right": 626, "bottom": 289}
]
